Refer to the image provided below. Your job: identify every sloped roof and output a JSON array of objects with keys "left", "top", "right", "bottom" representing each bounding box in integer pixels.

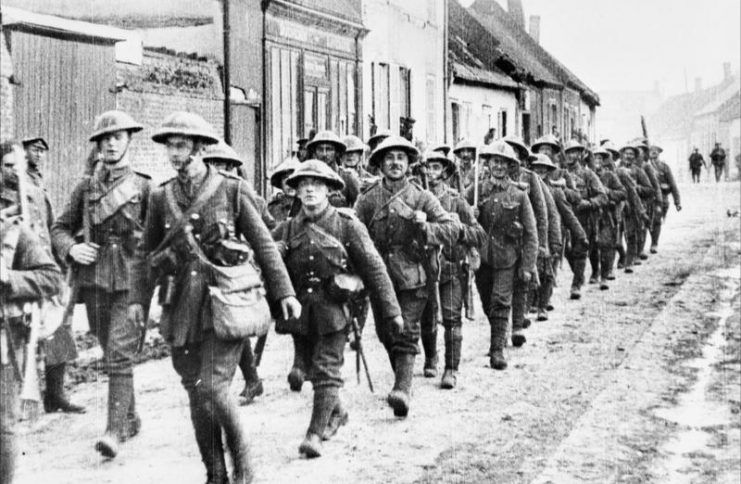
[
  {"left": 285, "top": 0, "right": 363, "bottom": 26},
  {"left": 448, "top": 0, "right": 519, "bottom": 90},
  {"left": 469, "top": 0, "right": 599, "bottom": 106},
  {"left": 649, "top": 80, "right": 735, "bottom": 138},
  {"left": 694, "top": 79, "right": 740, "bottom": 117},
  {"left": 2, "top": 6, "right": 133, "bottom": 43}
]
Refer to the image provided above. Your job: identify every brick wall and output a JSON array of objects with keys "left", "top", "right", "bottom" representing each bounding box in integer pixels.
[
  {"left": 115, "top": 50, "right": 225, "bottom": 183},
  {"left": 1, "top": 30, "right": 14, "bottom": 140}
]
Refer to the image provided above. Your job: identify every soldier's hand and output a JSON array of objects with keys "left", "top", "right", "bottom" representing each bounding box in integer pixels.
[
  {"left": 280, "top": 296, "right": 302, "bottom": 320},
  {"left": 127, "top": 304, "right": 145, "bottom": 330},
  {"left": 275, "top": 240, "right": 288, "bottom": 258},
  {"left": 473, "top": 206, "right": 480, "bottom": 218},
  {"left": 518, "top": 268, "right": 533, "bottom": 284},
  {"left": 69, "top": 242, "right": 100, "bottom": 265},
  {"left": 576, "top": 200, "right": 592, "bottom": 212},
  {"left": 413, "top": 210, "right": 427, "bottom": 225},
  {"left": 676, "top": 204, "right": 682, "bottom": 212},
  {"left": 389, "top": 315, "right": 404, "bottom": 334}
]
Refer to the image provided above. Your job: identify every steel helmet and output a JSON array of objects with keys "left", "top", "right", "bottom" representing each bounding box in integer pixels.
[
  {"left": 563, "top": 139, "right": 585, "bottom": 153},
  {"left": 423, "top": 150, "right": 454, "bottom": 172},
  {"left": 529, "top": 153, "right": 557, "bottom": 170},
  {"left": 286, "top": 159, "right": 345, "bottom": 191},
  {"left": 367, "top": 129, "right": 392, "bottom": 150},
  {"left": 650, "top": 145, "right": 663, "bottom": 154},
  {"left": 453, "top": 138, "right": 477, "bottom": 156},
  {"left": 269, "top": 156, "right": 302, "bottom": 188},
  {"left": 531, "top": 134, "right": 561, "bottom": 154},
  {"left": 151, "top": 112, "right": 219, "bottom": 145},
  {"left": 306, "top": 130, "right": 347, "bottom": 156},
  {"left": 202, "top": 140, "right": 243, "bottom": 167},
  {"left": 431, "top": 143, "right": 452, "bottom": 156},
  {"left": 503, "top": 135, "right": 531, "bottom": 162},
  {"left": 479, "top": 140, "right": 519, "bottom": 165},
  {"left": 368, "top": 135, "right": 420, "bottom": 168},
  {"left": 619, "top": 142, "right": 640, "bottom": 155},
  {"left": 590, "top": 146, "right": 610, "bottom": 159},
  {"left": 89, "top": 110, "right": 144, "bottom": 142},
  {"left": 601, "top": 141, "right": 621, "bottom": 160},
  {"left": 22, "top": 137, "right": 49, "bottom": 150},
  {"left": 342, "top": 135, "right": 367, "bottom": 154}
]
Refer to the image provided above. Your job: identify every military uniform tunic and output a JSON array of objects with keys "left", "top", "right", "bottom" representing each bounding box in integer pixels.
[
  {"left": 51, "top": 165, "right": 151, "bottom": 374},
  {"left": 355, "top": 178, "right": 458, "bottom": 356},
  {"left": 267, "top": 191, "right": 294, "bottom": 223},
  {"left": 273, "top": 205, "right": 400, "bottom": 387}
]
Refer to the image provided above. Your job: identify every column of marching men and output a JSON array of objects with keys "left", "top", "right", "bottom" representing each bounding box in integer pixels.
[{"left": 0, "top": 109, "right": 683, "bottom": 484}]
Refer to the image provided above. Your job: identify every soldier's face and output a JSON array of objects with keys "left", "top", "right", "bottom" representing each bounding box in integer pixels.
[
  {"left": 207, "top": 160, "right": 235, "bottom": 173},
  {"left": 649, "top": 148, "right": 660, "bottom": 160},
  {"left": 486, "top": 156, "right": 509, "bottom": 179},
  {"left": 342, "top": 151, "right": 362, "bottom": 169},
  {"left": 426, "top": 160, "right": 445, "bottom": 184},
  {"left": 298, "top": 145, "right": 308, "bottom": 161},
  {"left": 314, "top": 143, "right": 337, "bottom": 164},
  {"left": 98, "top": 130, "right": 131, "bottom": 164},
  {"left": 566, "top": 150, "right": 581, "bottom": 165},
  {"left": 622, "top": 149, "right": 636, "bottom": 165},
  {"left": 166, "top": 135, "right": 202, "bottom": 173},
  {"left": 594, "top": 154, "right": 607, "bottom": 173},
  {"left": 26, "top": 143, "right": 47, "bottom": 168},
  {"left": 381, "top": 149, "right": 409, "bottom": 180},
  {"left": 533, "top": 165, "right": 549, "bottom": 179},
  {"left": 1, "top": 145, "right": 24, "bottom": 186},
  {"left": 297, "top": 176, "right": 329, "bottom": 209},
  {"left": 457, "top": 149, "right": 474, "bottom": 165}
]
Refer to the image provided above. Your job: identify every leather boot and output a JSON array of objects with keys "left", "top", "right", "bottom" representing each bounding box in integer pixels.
[
  {"left": 511, "top": 328, "right": 526, "bottom": 347},
  {"left": 570, "top": 258, "right": 586, "bottom": 299},
  {"left": 300, "top": 387, "right": 337, "bottom": 458},
  {"left": 537, "top": 307, "right": 548, "bottom": 321},
  {"left": 44, "top": 363, "right": 86, "bottom": 414},
  {"left": 322, "top": 397, "right": 349, "bottom": 441},
  {"left": 441, "top": 327, "right": 461, "bottom": 390},
  {"left": 239, "top": 340, "right": 263, "bottom": 405},
  {"left": 188, "top": 390, "right": 228, "bottom": 484},
  {"left": 95, "top": 373, "right": 134, "bottom": 458},
  {"left": 387, "top": 354, "right": 414, "bottom": 417},
  {"left": 288, "top": 336, "right": 309, "bottom": 392},
  {"left": 489, "top": 319, "right": 508, "bottom": 370},
  {"left": 421, "top": 322, "right": 438, "bottom": 378}
]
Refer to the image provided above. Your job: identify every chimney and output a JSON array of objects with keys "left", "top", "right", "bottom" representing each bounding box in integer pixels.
[
  {"left": 507, "top": 0, "right": 525, "bottom": 29},
  {"left": 529, "top": 15, "right": 541, "bottom": 44},
  {"left": 723, "top": 62, "right": 732, "bottom": 81},
  {"left": 694, "top": 77, "right": 702, "bottom": 93}
]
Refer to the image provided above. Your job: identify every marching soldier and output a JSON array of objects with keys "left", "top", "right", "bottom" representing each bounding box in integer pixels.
[
  {"left": 631, "top": 140, "right": 663, "bottom": 261},
  {"left": 451, "top": 139, "right": 477, "bottom": 192},
  {"left": 268, "top": 156, "right": 301, "bottom": 223},
  {"left": 341, "top": 135, "right": 377, "bottom": 190},
  {"left": 562, "top": 140, "right": 607, "bottom": 300},
  {"left": 50, "top": 111, "right": 151, "bottom": 457},
  {"left": 202, "top": 141, "right": 272, "bottom": 406},
  {"left": 1, "top": 144, "right": 63, "bottom": 482},
  {"left": 529, "top": 154, "right": 582, "bottom": 319},
  {"left": 2, "top": 140, "right": 83, "bottom": 414},
  {"left": 431, "top": 143, "right": 452, "bottom": 157},
  {"left": 466, "top": 141, "right": 537, "bottom": 370},
  {"left": 367, "top": 128, "right": 392, "bottom": 153},
  {"left": 273, "top": 160, "right": 401, "bottom": 458},
  {"left": 688, "top": 147, "right": 706, "bottom": 183},
  {"left": 355, "top": 136, "right": 457, "bottom": 417},
  {"left": 648, "top": 145, "right": 682, "bottom": 253},
  {"left": 504, "top": 136, "right": 548, "bottom": 339},
  {"left": 306, "top": 130, "right": 361, "bottom": 208},
  {"left": 128, "top": 112, "right": 300, "bottom": 484},
  {"left": 419, "top": 151, "right": 485, "bottom": 388},
  {"left": 710, "top": 142, "right": 727, "bottom": 182},
  {"left": 589, "top": 147, "right": 627, "bottom": 289},
  {"left": 618, "top": 143, "right": 654, "bottom": 273}
]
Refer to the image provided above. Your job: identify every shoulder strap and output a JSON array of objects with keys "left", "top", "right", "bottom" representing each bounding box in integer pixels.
[
  {"left": 368, "top": 182, "right": 413, "bottom": 227},
  {"left": 154, "top": 174, "right": 224, "bottom": 254}
]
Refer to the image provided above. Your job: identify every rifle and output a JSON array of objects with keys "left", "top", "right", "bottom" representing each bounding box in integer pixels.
[
  {"left": 253, "top": 333, "right": 267, "bottom": 367},
  {"left": 350, "top": 315, "right": 374, "bottom": 392},
  {"left": 418, "top": 168, "right": 443, "bottom": 325},
  {"left": 462, "top": 153, "right": 480, "bottom": 320}
]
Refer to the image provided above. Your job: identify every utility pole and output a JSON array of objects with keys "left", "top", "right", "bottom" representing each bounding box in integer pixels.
[{"left": 222, "top": 0, "right": 231, "bottom": 144}]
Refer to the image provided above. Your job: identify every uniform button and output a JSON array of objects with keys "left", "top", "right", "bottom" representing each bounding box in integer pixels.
[
  {"left": 112, "top": 244, "right": 117, "bottom": 248},
  {"left": 309, "top": 256, "right": 314, "bottom": 260},
  {"left": 309, "top": 271, "right": 315, "bottom": 275},
  {"left": 191, "top": 270, "right": 197, "bottom": 276},
  {"left": 165, "top": 223, "right": 171, "bottom": 229},
  {"left": 307, "top": 288, "right": 313, "bottom": 294},
  {"left": 195, "top": 234, "right": 201, "bottom": 240}
]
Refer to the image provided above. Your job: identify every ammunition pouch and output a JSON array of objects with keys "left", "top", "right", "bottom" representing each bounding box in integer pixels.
[
  {"left": 385, "top": 246, "right": 427, "bottom": 291},
  {"left": 208, "top": 238, "right": 253, "bottom": 267},
  {"left": 501, "top": 203, "right": 523, "bottom": 242},
  {"left": 208, "top": 261, "right": 272, "bottom": 340}
]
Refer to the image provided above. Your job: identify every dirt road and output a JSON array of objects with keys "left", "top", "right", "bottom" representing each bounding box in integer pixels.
[{"left": 13, "top": 182, "right": 741, "bottom": 484}]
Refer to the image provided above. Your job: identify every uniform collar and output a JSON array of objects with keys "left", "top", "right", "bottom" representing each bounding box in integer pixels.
[
  {"left": 101, "top": 164, "right": 132, "bottom": 184},
  {"left": 296, "top": 203, "right": 334, "bottom": 225}
]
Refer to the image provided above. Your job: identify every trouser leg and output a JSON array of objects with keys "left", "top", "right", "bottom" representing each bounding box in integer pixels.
[
  {"left": 0, "top": 363, "right": 18, "bottom": 484},
  {"left": 419, "top": 298, "right": 438, "bottom": 377},
  {"left": 288, "top": 334, "right": 312, "bottom": 392},
  {"left": 481, "top": 266, "right": 515, "bottom": 369},
  {"left": 440, "top": 278, "right": 463, "bottom": 388}
]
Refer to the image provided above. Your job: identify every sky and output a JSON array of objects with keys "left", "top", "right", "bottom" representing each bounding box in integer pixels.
[{"left": 460, "top": 0, "right": 741, "bottom": 96}]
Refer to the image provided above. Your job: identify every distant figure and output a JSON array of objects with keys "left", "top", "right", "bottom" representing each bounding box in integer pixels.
[
  {"left": 710, "top": 142, "right": 727, "bottom": 182},
  {"left": 688, "top": 148, "right": 706, "bottom": 183}
]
